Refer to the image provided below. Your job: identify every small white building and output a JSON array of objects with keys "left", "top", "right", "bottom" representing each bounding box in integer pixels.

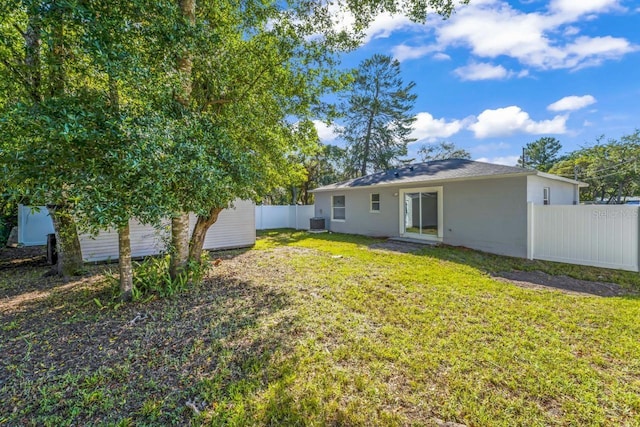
[{"left": 18, "top": 200, "right": 256, "bottom": 262}]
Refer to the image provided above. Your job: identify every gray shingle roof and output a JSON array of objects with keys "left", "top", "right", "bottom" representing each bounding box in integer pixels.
[{"left": 312, "top": 159, "right": 537, "bottom": 192}]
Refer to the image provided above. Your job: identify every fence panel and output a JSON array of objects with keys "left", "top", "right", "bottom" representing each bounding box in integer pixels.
[
  {"left": 531, "top": 204, "right": 639, "bottom": 271},
  {"left": 255, "top": 205, "right": 315, "bottom": 230}
]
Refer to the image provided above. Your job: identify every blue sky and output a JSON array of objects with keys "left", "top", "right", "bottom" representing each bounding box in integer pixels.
[{"left": 313, "top": 0, "right": 640, "bottom": 166}]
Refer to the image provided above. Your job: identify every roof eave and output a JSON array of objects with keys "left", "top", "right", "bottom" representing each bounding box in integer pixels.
[
  {"left": 535, "top": 171, "right": 588, "bottom": 187},
  {"left": 310, "top": 170, "right": 537, "bottom": 193}
]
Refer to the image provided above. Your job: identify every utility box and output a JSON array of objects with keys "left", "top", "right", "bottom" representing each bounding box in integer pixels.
[{"left": 309, "top": 217, "right": 325, "bottom": 231}]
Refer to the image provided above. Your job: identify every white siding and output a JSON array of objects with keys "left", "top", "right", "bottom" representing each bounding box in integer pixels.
[
  {"left": 80, "top": 220, "right": 169, "bottom": 262},
  {"left": 531, "top": 204, "right": 639, "bottom": 271},
  {"left": 80, "top": 200, "right": 255, "bottom": 262},
  {"left": 192, "top": 199, "right": 256, "bottom": 250}
]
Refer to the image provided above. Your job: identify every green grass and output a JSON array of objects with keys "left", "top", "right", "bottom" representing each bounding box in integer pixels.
[{"left": 2, "top": 230, "right": 639, "bottom": 426}]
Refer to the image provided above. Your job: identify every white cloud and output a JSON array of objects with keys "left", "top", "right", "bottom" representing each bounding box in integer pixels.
[
  {"left": 430, "top": 0, "right": 637, "bottom": 71},
  {"left": 392, "top": 44, "right": 436, "bottom": 61},
  {"left": 563, "top": 26, "right": 580, "bottom": 36},
  {"left": 313, "top": 120, "right": 340, "bottom": 142},
  {"left": 549, "top": 0, "right": 622, "bottom": 17},
  {"left": 475, "top": 155, "right": 520, "bottom": 166},
  {"left": 547, "top": 95, "right": 596, "bottom": 111},
  {"left": 363, "top": 13, "right": 418, "bottom": 42},
  {"left": 410, "top": 112, "right": 466, "bottom": 142},
  {"left": 453, "top": 61, "right": 526, "bottom": 81},
  {"left": 432, "top": 52, "right": 451, "bottom": 61},
  {"left": 468, "top": 106, "right": 568, "bottom": 138},
  {"left": 327, "top": 5, "right": 420, "bottom": 44}
]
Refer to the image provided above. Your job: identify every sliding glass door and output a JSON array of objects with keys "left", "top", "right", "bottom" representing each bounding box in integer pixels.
[{"left": 399, "top": 187, "right": 443, "bottom": 240}]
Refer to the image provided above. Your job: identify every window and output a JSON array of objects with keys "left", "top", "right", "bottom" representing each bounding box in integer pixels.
[
  {"left": 370, "top": 193, "right": 380, "bottom": 212},
  {"left": 543, "top": 187, "right": 550, "bottom": 205},
  {"left": 332, "top": 195, "right": 346, "bottom": 221}
]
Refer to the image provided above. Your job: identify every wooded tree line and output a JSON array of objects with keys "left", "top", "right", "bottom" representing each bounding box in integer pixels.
[
  {"left": 0, "top": 0, "right": 465, "bottom": 299},
  {"left": 517, "top": 134, "right": 640, "bottom": 203},
  {"left": 280, "top": 132, "right": 640, "bottom": 206}
]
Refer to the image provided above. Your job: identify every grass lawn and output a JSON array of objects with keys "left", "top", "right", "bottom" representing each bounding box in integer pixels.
[{"left": 1, "top": 230, "right": 639, "bottom": 426}]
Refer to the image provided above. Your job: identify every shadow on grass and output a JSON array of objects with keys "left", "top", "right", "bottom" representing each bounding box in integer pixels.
[{"left": 0, "top": 255, "right": 299, "bottom": 425}]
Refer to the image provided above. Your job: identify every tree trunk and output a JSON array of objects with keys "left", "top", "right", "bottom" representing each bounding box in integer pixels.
[
  {"left": 47, "top": 204, "right": 83, "bottom": 278},
  {"left": 175, "top": 0, "right": 195, "bottom": 107},
  {"left": 361, "top": 92, "right": 378, "bottom": 176},
  {"left": 25, "top": 6, "right": 42, "bottom": 103},
  {"left": 169, "top": 0, "right": 196, "bottom": 279},
  {"left": 189, "top": 207, "right": 223, "bottom": 263},
  {"left": 118, "top": 222, "right": 133, "bottom": 301},
  {"left": 170, "top": 213, "right": 191, "bottom": 280},
  {"left": 49, "top": 3, "right": 65, "bottom": 97}
]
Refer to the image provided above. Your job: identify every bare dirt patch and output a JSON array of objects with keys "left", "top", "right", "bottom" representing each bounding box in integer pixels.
[
  {"left": 0, "top": 245, "right": 48, "bottom": 269},
  {"left": 493, "top": 270, "right": 635, "bottom": 297},
  {"left": 369, "top": 240, "right": 432, "bottom": 254}
]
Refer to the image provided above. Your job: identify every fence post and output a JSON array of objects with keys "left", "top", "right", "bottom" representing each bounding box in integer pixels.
[
  {"left": 295, "top": 205, "right": 299, "bottom": 230},
  {"left": 527, "top": 202, "right": 534, "bottom": 260},
  {"left": 257, "top": 205, "right": 263, "bottom": 231}
]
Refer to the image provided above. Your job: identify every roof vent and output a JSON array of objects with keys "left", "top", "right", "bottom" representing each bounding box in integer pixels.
[
  {"left": 409, "top": 166, "right": 414, "bottom": 171},
  {"left": 394, "top": 171, "right": 399, "bottom": 177}
]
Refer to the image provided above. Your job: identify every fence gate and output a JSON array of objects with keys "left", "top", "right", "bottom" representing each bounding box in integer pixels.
[{"left": 528, "top": 203, "right": 640, "bottom": 272}]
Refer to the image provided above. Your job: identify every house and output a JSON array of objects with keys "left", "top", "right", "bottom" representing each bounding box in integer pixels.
[
  {"left": 17, "top": 200, "right": 256, "bottom": 261},
  {"left": 311, "top": 159, "right": 586, "bottom": 258}
]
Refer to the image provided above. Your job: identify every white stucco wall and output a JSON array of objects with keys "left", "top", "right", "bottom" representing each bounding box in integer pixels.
[
  {"left": 314, "top": 187, "right": 400, "bottom": 237},
  {"left": 314, "top": 175, "right": 531, "bottom": 257},
  {"left": 526, "top": 175, "right": 577, "bottom": 205}
]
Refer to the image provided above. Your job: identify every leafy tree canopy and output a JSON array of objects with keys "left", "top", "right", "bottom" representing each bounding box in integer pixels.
[
  {"left": 418, "top": 141, "right": 471, "bottom": 162},
  {"left": 549, "top": 131, "right": 640, "bottom": 203}
]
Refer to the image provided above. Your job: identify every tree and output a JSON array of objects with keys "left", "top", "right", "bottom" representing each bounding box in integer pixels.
[
  {"left": 339, "top": 54, "right": 417, "bottom": 177},
  {"left": 0, "top": 0, "right": 92, "bottom": 277},
  {"left": 517, "top": 137, "right": 562, "bottom": 172},
  {"left": 298, "top": 144, "right": 348, "bottom": 204},
  {"left": 1, "top": 0, "right": 466, "bottom": 299},
  {"left": 549, "top": 131, "right": 640, "bottom": 203},
  {"left": 418, "top": 141, "right": 471, "bottom": 161},
  {"left": 265, "top": 143, "right": 348, "bottom": 205}
]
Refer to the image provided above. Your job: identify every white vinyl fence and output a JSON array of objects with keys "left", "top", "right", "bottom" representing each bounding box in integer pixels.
[
  {"left": 255, "top": 205, "right": 315, "bottom": 230},
  {"left": 528, "top": 203, "right": 640, "bottom": 272}
]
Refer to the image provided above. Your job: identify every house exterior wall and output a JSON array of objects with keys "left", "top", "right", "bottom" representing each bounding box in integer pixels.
[
  {"left": 314, "top": 187, "right": 400, "bottom": 237},
  {"left": 526, "top": 175, "right": 577, "bottom": 205},
  {"left": 442, "top": 177, "right": 528, "bottom": 257},
  {"left": 314, "top": 176, "right": 530, "bottom": 257}
]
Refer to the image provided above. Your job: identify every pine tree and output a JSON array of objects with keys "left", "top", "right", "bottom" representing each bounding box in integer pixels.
[
  {"left": 339, "top": 55, "right": 417, "bottom": 177},
  {"left": 518, "top": 137, "right": 562, "bottom": 172}
]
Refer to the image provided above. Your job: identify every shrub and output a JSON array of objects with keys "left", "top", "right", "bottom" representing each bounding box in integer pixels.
[{"left": 131, "top": 254, "right": 211, "bottom": 301}]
